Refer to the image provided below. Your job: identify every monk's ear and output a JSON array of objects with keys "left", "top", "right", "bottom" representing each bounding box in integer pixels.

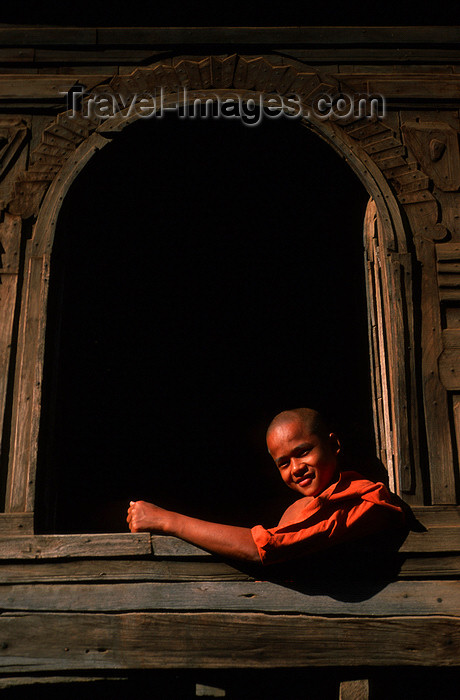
[{"left": 329, "top": 432, "right": 341, "bottom": 455}]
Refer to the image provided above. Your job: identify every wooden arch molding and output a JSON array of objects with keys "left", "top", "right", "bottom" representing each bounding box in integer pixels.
[{"left": 1, "top": 54, "right": 433, "bottom": 526}]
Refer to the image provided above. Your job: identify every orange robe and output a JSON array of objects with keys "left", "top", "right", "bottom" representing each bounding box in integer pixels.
[{"left": 251, "top": 471, "right": 405, "bottom": 565}]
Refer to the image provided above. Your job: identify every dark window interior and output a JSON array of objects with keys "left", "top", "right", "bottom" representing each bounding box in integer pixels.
[{"left": 36, "top": 110, "right": 374, "bottom": 534}]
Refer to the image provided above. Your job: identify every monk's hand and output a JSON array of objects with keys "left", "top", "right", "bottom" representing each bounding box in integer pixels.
[{"left": 127, "top": 500, "right": 171, "bottom": 533}]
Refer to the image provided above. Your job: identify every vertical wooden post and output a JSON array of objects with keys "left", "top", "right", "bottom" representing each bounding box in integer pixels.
[
  {"left": 5, "top": 248, "right": 50, "bottom": 514},
  {"left": 0, "top": 213, "right": 22, "bottom": 467},
  {"left": 339, "top": 679, "right": 370, "bottom": 700}
]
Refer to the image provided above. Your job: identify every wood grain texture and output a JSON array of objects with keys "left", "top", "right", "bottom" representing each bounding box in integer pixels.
[
  {"left": 0, "top": 551, "right": 459, "bottom": 583},
  {"left": 0, "top": 514, "right": 33, "bottom": 536},
  {"left": 437, "top": 241, "right": 460, "bottom": 302},
  {"left": 439, "top": 350, "right": 460, "bottom": 391},
  {"left": 402, "top": 121, "right": 460, "bottom": 192},
  {"left": 0, "top": 676, "right": 128, "bottom": 690},
  {"left": 0, "top": 612, "right": 458, "bottom": 671},
  {"left": 339, "top": 679, "right": 369, "bottom": 700},
  {"left": 399, "top": 528, "right": 460, "bottom": 553},
  {"left": 412, "top": 506, "right": 460, "bottom": 527},
  {"left": 0, "top": 528, "right": 457, "bottom": 560},
  {"left": 411, "top": 233, "right": 456, "bottom": 503},
  {"left": 0, "top": 27, "right": 458, "bottom": 47},
  {"left": 0, "top": 580, "right": 458, "bottom": 616},
  {"left": 0, "top": 75, "right": 109, "bottom": 99},
  {"left": 5, "top": 255, "right": 49, "bottom": 513},
  {"left": 342, "top": 76, "right": 460, "bottom": 100},
  {"left": 0, "top": 559, "right": 255, "bottom": 584},
  {"left": 0, "top": 534, "right": 151, "bottom": 559}
]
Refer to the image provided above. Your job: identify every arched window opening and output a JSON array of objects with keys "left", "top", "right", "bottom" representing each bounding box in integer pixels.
[{"left": 35, "top": 112, "right": 373, "bottom": 534}]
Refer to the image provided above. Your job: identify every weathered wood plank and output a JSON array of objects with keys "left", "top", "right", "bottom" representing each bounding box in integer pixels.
[
  {"left": 0, "top": 49, "right": 34, "bottom": 62},
  {"left": 0, "top": 514, "right": 33, "bottom": 536},
  {"left": 34, "top": 49, "right": 163, "bottom": 64},
  {"left": 443, "top": 330, "right": 460, "bottom": 348},
  {"left": 0, "top": 534, "right": 152, "bottom": 559},
  {"left": 0, "top": 526, "right": 457, "bottom": 560},
  {"left": 285, "top": 48, "right": 460, "bottom": 62},
  {"left": 0, "top": 559, "right": 254, "bottom": 583},
  {"left": 0, "top": 676, "right": 128, "bottom": 689},
  {"left": 411, "top": 506, "right": 460, "bottom": 527},
  {"left": 5, "top": 255, "right": 48, "bottom": 514},
  {"left": 0, "top": 580, "right": 458, "bottom": 616},
  {"left": 398, "top": 555, "right": 460, "bottom": 578},
  {"left": 0, "top": 29, "right": 97, "bottom": 46},
  {"left": 94, "top": 27, "right": 460, "bottom": 46},
  {"left": 339, "top": 679, "right": 369, "bottom": 700},
  {"left": 411, "top": 233, "right": 456, "bottom": 503},
  {"left": 0, "top": 277, "right": 19, "bottom": 484},
  {"left": 152, "top": 536, "right": 211, "bottom": 557},
  {"left": 0, "top": 552, "right": 459, "bottom": 583},
  {"left": 439, "top": 349, "right": 460, "bottom": 391},
  {"left": 0, "top": 613, "right": 458, "bottom": 671},
  {"left": 0, "top": 75, "right": 111, "bottom": 99},
  {"left": 152, "top": 530, "right": 460, "bottom": 557},
  {"left": 0, "top": 27, "right": 459, "bottom": 48},
  {"left": 399, "top": 528, "right": 460, "bottom": 553},
  {"left": 338, "top": 76, "right": 460, "bottom": 100}
]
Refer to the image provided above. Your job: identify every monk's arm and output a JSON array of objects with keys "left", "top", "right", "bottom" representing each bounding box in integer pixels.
[{"left": 127, "top": 500, "right": 260, "bottom": 563}]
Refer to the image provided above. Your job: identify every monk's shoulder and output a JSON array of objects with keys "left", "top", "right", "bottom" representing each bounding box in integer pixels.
[{"left": 278, "top": 496, "right": 314, "bottom": 525}]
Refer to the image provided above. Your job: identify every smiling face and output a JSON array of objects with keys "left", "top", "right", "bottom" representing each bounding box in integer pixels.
[{"left": 267, "top": 416, "right": 340, "bottom": 499}]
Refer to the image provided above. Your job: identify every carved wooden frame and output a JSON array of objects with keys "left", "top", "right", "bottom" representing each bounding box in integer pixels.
[{"left": 0, "top": 55, "right": 457, "bottom": 537}]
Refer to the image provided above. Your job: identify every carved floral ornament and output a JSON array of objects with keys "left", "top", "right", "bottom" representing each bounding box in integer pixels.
[{"left": 2, "top": 53, "right": 454, "bottom": 232}]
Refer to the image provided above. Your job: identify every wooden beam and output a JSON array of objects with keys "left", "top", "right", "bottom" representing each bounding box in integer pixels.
[
  {"left": 0, "top": 552, "right": 459, "bottom": 583},
  {"left": 0, "top": 559, "right": 254, "bottom": 584},
  {"left": 0, "top": 75, "right": 112, "bottom": 100},
  {"left": 0, "top": 514, "right": 33, "bottom": 535},
  {"left": 0, "top": 27, "right": 459, "bottom": 48},
  {"left": 0, "top": 613, "right": 458, "bottom": 671},
  {"left": 398, "top": 528, "right": 460, "bottom": 553},
  {"left": 339, "top": 679, "right": 369, "bottom": 700},
  {"left": 0, "top": 580, "right": 458, "bottom": 616},
  {"left": 411, "top": 506, "right": 460, "bottom": 527},
  {"left": 338, "top": 75, "right": 460, "bottom": 100},
  {"left": 0, "top": 676, "right": 128, "bottom": 690},
  {"left": 74, "top": 27, "right": 460, "bottom": 47},
  {"left": 0, "top": 533, "right": 152, "bottom": 558},
  {"left": 0, "top": 28, "right": 97, "bottom": 46},
  {"left": 0, "top": 526, "right": 457, "bottom": 560},
  {"left": 154, "top": 529, "right": 460, "bottom": 557}
]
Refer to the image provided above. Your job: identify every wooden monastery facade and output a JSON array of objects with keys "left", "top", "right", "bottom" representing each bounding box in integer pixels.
[{"left": 0, "top": 26, "right": 459, "bottom": 696}]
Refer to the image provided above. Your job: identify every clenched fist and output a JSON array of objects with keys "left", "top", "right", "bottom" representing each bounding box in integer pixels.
[{"left": 126, "top": 500, "right": 172, "bottom": 533}]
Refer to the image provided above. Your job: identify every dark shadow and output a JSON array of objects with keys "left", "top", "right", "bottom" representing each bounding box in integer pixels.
[
  {"left": 231, "top": 498, "right": 417, "bottom": 602},
  {"left": 35, "top": 109, "right": 373, "bottom": 535}
]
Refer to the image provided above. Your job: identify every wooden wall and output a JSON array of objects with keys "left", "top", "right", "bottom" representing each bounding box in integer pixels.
[{"left": 0, "top": 26, "right": 458, "bottom": 692}]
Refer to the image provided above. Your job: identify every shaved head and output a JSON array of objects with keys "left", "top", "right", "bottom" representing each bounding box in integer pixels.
[{"left": 266, "top": 408, "right": 330, "bottom": 442}]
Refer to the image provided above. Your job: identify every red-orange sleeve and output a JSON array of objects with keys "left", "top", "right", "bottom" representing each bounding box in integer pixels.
[{"left": 251, "top": 494, "right": 404, "bottom": 566}]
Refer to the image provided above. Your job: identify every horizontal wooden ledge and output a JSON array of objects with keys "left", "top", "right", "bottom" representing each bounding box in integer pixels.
[
  {"left": 0, "top": 524, "right": 458, "bottom": 560},
  {"left": 154, "top": 530, "right": 460, "bottom": 557},
  {"left": 411, "top": 505, "right": 460, "bottom": 527},
  {"left": 0, "top": 514, "right": 33, "bottom": 536},
  {"left": 1, "top": 27, "right": 460, "bottom": 47},
  {"left": 0, "top": 580, "right": 458, "bottom": 616},
  {"left": 0, "top": 74, "right": 459, "bottom": 102},
  {"left": 3, "top": 49, "right": 460, "bottom": 68},
  {"left": 0, "top": 554, "right": 460, "bottom": 583},
  {"left": 0, "top": 533, "right": 152, "bottom": 559},
  {"left": 337, "top": 75, "right": 460, "bottom": 100},
  {"left": 0, "top": 75, "right": 113, "bottom": 99},
  {"left": 0, "top": 675, "right": 128, "bottom": 690},
  {"left": 0, "top": 612, "right": 458, "bottom": 670}
]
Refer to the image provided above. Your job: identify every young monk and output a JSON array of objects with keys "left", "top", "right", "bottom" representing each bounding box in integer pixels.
[{"left": 126, "top": 408, "right": 405, "bottom": 565}]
